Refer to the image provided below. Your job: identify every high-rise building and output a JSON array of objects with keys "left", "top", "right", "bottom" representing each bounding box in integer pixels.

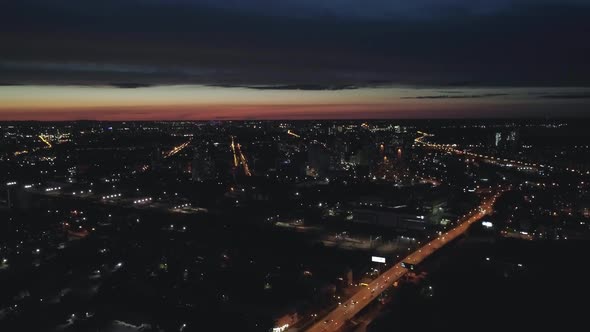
[
  {"left": 192, "top": 146, "right": 215, "bottom": 182},
  {"left": 307, "top": 143, "right": 330, "bottom": 177},
  {"left": 507, "top": 130, "right": 519, "bottom": 142},
  {"left": 495, "top": 132, "right": 502, "bottom": 147},
  {"left": 151, "top": 145, "right": 163, "bottom": 170}
]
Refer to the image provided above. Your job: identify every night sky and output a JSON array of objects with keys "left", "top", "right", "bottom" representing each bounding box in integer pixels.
[{"left": 1, "top": 0, "right": 590, "bottom": 120}]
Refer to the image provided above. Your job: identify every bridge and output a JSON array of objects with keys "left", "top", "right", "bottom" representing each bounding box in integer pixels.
[{"left": 302, "top": 192, "right": 501, "bottom": 332}]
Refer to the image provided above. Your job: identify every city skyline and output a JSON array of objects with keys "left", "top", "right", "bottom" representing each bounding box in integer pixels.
[
  {"left": 2, "top": 119, "right": 590, "bottom": 332},
  {"left": 2, "top": 2, "right": 589, "bottom": 331}
]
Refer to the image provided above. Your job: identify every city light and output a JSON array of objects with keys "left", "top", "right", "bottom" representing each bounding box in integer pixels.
[
  {"left": 102, "top": 193, "right": 122, "bottom": 199},
  {"left": 371, "top": 256, "right": 386, "bottom": 263},
  {"left": 272, "top": 324, "right": 290, "bottom": 332},
  {"left": 133, "top": 197, "right": 152, "bottom": 204},
  {"left": 2, "top": 119, "right": 587, "bottom": 331}
]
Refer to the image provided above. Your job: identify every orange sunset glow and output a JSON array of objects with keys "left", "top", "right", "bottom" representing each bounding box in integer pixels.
[{"left": 1, "top": 85, "right": 588, "bottom": 120}]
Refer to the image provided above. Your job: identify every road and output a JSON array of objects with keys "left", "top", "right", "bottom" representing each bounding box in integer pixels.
[
  {"left": 304, "top": 193, "right": 501, "bottom": 332},
  {"left": 39, "top": 134, "right": 53, "bottom": 148},
  {"left": 230, "top": 136, "right": 239, "bottom": 167},
  {"left": 13, "top": 134, "right": 52, "bottom": 156},
  {"left": 163, "top": 139, "right": 191, "bottom": 159},
  {"left": 236, "top": 143, "right": 252, "bottom": 176},
  {"left": 288, "top": 129, "right": 301, "bottom": 138},
  {"left": 414, "top": 131, "right": 557, "bottom": 173},
  {"left": 230, "top": 136, "right": 252, "bottom": 176}
]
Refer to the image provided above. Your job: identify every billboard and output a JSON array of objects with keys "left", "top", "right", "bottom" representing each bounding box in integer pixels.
[{"left": 371, "top": 256, "right": 386, "bottom": 263}]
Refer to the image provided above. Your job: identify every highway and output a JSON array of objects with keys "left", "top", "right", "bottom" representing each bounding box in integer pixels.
[
  {"left": 414, "top": 131, "right": 564, "bottom": 174},
  {"left": 230, "top": 136, "right": 252, "bottom": 176},
  {"left": 230, "top": 136, "right": 239, "bottom": 167},
  {"left": 304, "top": 193, "right": 501, "bottom": 332},
  {"left": 236, "top": 143, "right": 252, "bottom": 176}
]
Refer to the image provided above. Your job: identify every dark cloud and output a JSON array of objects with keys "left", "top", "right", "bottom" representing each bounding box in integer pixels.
[
  {"left": 109, "top": 83, "right": 154, "bottom": 89},
  {"left": 402, "top": 93, "right": 509, "bottom": 99},
  {"left": 210, "top": 84, "right": 360, "bottom": 91},
  {"left": 160, "top": 0, "right": 590, "bottom": 19},
  {"left": 539, "top": 93, "right": 590, "bottom": 99},
  {"left": 1, "top": 0, "right": 590, "bottom": 87}
]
